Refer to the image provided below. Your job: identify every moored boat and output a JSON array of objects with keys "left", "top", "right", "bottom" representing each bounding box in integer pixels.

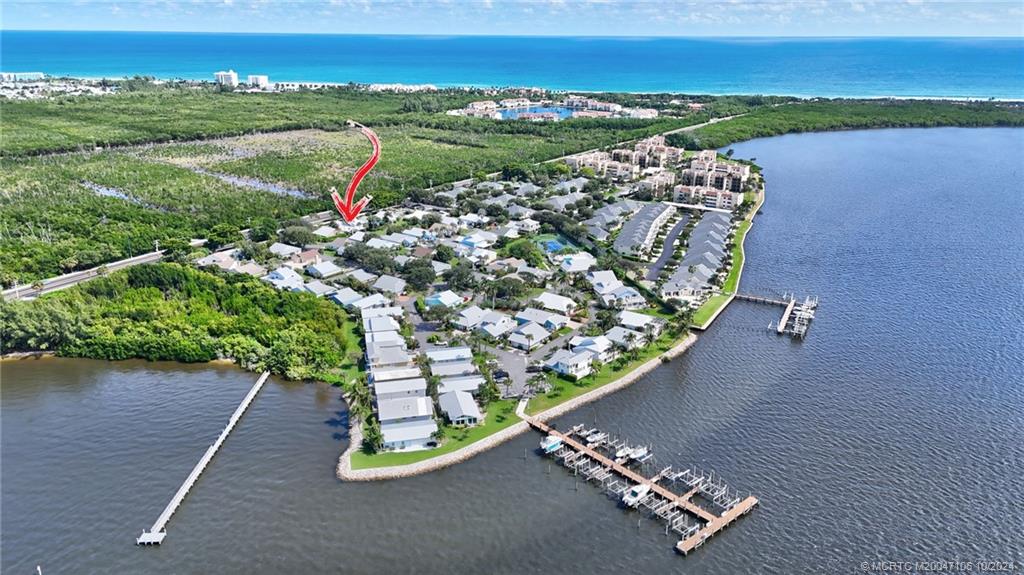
[
  {"left": 540, "top": 434, "right": 562, "bottom": 454},
  {"left": 622, "top": 483, "right": 651, "bottom": 507}
]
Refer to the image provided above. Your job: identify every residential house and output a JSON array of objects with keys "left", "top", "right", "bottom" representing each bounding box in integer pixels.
[
  {"left": 424, "top": 347, "right": 473, "bottom": 364},
  {"left": 373, "top": 275, "right": 407, "bottom": 296},
  {"left": 612, "top": 202, "right": 675, "bottom": 259},
  {"left": 508, "top": 322, "right": 551, "bottom": 350},
  {"left": 261, "top": 266, "right": 305, "bottom": 291},
  {"left": 268, "top": 242, "right": 302, "bottom": 258},
  {"left": 545, "top": 349, "right": 595, "bottom": 380},
  {"left": 374, "top": 377, "right": 427, "bottom": 402},
  {"left": 378, "top": 397, "right": 438, "bottom": 452},
  {"left": 534, "top": 292, "right": 578, "bottom": 315},
  {"left": 330, "top": 287, "right": 364, "bottom": 307},
  {"left": 425, "top": 290, "right": 464, "bottom": 308},
  {"left": 306, "top": 260, "right": 343, "bottom": 278},
  {"left": 438, "top": 391, "right": 482, "bottom": 426},
  {"left": 569, "top": 335, "right": 617, "bottom": 364}
]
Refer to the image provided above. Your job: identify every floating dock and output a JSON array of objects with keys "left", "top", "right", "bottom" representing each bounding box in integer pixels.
[
  {"left": 137, "top": 371, "right": 270, "bottom": 545},
  {"left": 528, "top": 419, "right": 758, "bottom": 556}
]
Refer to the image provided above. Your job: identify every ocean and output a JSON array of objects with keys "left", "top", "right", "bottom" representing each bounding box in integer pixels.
[
  {"left": 1, "top": 31, "right": 1023, "bottom": 98},
  {"left": 3, "top": 127, "right": 1022, "bottom": 573}
]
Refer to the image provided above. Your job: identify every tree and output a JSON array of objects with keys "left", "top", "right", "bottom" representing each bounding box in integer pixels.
[
  {"left": 248, "top": 217, "right": 278, "bottom": 242},
  {"left": 207, "top": 223, "right": 240, "bottom": 250},
  {"left": 434, "top": 244, "right": 456, "bottom": 263},
  {"left": 278, "top": 225, "right": 315, "bottom": 247},
  {"left": 402, "top": 259, "right": 436, "bottom": 292},
  {"left": 444, "top": 264, "right": 477, "bottom": 291},
  {"left": 362, "top": 418, "right": 383, "bottom": 453}
]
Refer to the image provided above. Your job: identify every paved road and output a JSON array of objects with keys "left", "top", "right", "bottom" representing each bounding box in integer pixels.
[
  {"left": 645, "top": 216, "right": 690, "bottom": 281},
  {"left": 3, "top": 250, "right": 165, "bottom": 300}
]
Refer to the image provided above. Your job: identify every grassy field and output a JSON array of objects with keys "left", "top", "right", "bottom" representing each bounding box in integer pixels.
[
  {"left": 691, "top": 294, "right": 732, "bottom": 327},
  {"left": 349, "top": 398, "right": 521, "bottom": 469},
  {"left": 526, "top": 332, "right": 686, "bottom": 415}
]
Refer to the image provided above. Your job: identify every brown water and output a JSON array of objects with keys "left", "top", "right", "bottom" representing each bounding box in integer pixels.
[{"left": 3, "top": 128, "right": 1023, "bottom": 574}]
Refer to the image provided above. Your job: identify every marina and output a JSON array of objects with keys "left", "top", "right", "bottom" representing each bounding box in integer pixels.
[
  {"left": 528, "top": 419, "right": 758, "bottom": 556},
  {"left": 734, "top": 292, "right": 819, "bottom": 339}
]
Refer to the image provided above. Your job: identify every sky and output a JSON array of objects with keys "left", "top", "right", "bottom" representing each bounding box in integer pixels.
[{"left": 2, "top": 0, "right": 1023, "bottom": 37}]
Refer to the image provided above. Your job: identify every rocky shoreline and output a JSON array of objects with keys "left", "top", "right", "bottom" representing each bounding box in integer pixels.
[{"left": 336, "top": 333, "right": 697, "bottom": 481}]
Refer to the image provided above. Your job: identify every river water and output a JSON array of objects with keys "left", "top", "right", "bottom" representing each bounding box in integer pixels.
[{"left": 3, "top": 128, "right": 1022, "bottom": 574}]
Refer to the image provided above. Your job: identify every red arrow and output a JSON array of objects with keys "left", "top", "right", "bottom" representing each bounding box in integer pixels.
[{"left": 332, "top": 122, "right": 380, "bottom": 222}]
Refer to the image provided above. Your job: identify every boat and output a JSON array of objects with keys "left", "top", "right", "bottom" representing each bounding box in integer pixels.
[
  {"left": 540, "top": 434, "right": 562, "bottom": 454},
  {"left": 615, "top": 445, "right": 632, "bottom": 459},
  {"left": 628, "top": 446, "right": 649, "bottom": 460},
  {"left": 622, "top": 483, "right": 651, "bottom": 508},
  {"left": 585, "top": 431, "right": 607, "bottom": 445}
]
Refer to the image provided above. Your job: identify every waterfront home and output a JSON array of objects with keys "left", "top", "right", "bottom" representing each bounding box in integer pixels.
[
  {"left": 613, "top": 202, "right": 676, "bottom": 259},
  {"left": 619, "top": 310, "right": 663, "bottom": 336},
  {"left": 261, "top": 266, "right": 305, "bottom": 291},
  {"left": 438, "top": 375, "right": 485, "bottom": 395},
  {"left": 569, "top": 335, "right": 617, "bottom": 364},
  {"left": 378, "top": 397, "right": 438, "bottom": 452},
  {"left": 559, "top": 252, "right": 598, "bottom": 274},
  {"left": 514, "top": 307, "right": 569, "bottom": 331},
  {"left": 425, "top": 290, "right": 464, "bottom": 308},
  {"left": 373, "top": 275, "right": 407, "bottom": 296},
  {"left": 347, "top": 268, "right": 379, "bottom": 285},
  {"left": 438, "top": 391, "right": 482, "bottom": 426},
  {"left": 534, "top": 292, "right": 578, "bottom": 314},
  {"left": 374, "top": 377, "right": 427, "bottom": 402},
  {"left": 545, "top": 348, "right": 595, "bottom": 380},
  {"left": 269, "top": 242, "right": 303, "bottom": 258},
  {"left": 329, "top": 287, "right": 362, "bottom": 307},
  {"left": 605, "top": 325, "right": 646, "bottom": 349},
  {"left": 351, "top": 293, "right": 390, "bottom": 312},
  {"left": 306, "top": 260, "right": 343, "bottom": 279},
  {"left": 367, "top": 345, "right": 414, "bottom": 370}
]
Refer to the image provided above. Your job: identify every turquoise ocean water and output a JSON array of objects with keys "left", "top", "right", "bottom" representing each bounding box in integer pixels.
[{"left": 1, "top": 31, "right": 1022, "bottom": 98}]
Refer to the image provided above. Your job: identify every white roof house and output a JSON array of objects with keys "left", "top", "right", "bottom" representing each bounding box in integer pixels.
[
  {"left": 514, "top": 308, "right": 570, "bottom": 331},
  {"left": 455, "top": 305, "right": 488, "bottom": 330},
  {"left": 587, "top": 270, "right": 623, "bottom": 295},
  {"left": 361, "top": 306, "right": 404, "bottom": 319},
  {"left": 569, "top": 335, "right": 617, "bottom": 364},
  {"left": 618, "top": 310, "right": 662, "bottom": 333},
  {"left": 380, "top": 419, "right": 438, "bottom": 452},
  {"left": 313, "top": 225, "right": 338, "bottom": 238},
  {"left": 261, "top": 266, "right": 305, "bottom": 291},
  {"left": 365, "top": 330, "right": 404, "bottom": 347},
  {"left": 370, "top": 366, "right": 423, "bottom": 383},
  {"left": 366, "top": 344, "right": 413, "bottom": 369},
  {"left": 374, "top": 377, "right": 427, "bottom": 402},
  {"left": 534, "top": 292, "right": 577, "bottom": 314},
  {"left": 373, "top": 275, "right": 407, "bottom": 295},
  {"left": 437, "top": 375, "right": 485, "bottom": 395},
  {"left": 559, "top": 252, "right": 598, "bottom": 274},
  {"left": 363, "top": 315, "right": 402, "bottom": 333},
  {"left": 477, "top": 311, "right": 515, "bottom": 339},
  {"left": 268, "top": 242, "right": 303, "bottom": 258},
  {"left": 430, "top": 361, "right": 479, "bottom": 378},
  {"left": 348, "top": 268, "right": 378, "bottom": 284},
  {"left": 424, "top": 347, "right": 473, "bottom": 364},
  {"left": 377, "top": 396, "right": 434, "bottom": 423},
  {"left": 330, "top": 287, "right": 364, "bottom": 307},
  {"left": 425, "top": 290, "right": 463, "bottom": 308},
  {"left": 351, "top": 293, "right": 390, "bottom": 311},
  {"left": 438, "top": 391, "right": 482, "bottom": 426},
  {"left": 508, "top": 322, "right": 551, "bottom": 350},
  {"left": 545, "top": 348, "right": 595, "bottom": 380},
  {"left": 303, "top": 280, "right": 335, "bottom": 297},
  {"left": 306, "top": 260, "right": 343, "bottom": 278},
  {"left": 605, "top": 326, "right": 646, "bottom": 349}
]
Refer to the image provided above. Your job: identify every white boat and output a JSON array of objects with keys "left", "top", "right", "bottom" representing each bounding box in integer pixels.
[
  {"left": 622, "top": 483, "right": 651, "bottom": 508},
  {"left": 540, "top": 434, "right": 562, "bottom": 454},
  {"left": 615, "top": 446, "right": 632, "bottom": 459},
  {"left": 629, "top": 446, "right": 649, "bottom": 460},
  {"left": 585, "top": 431, "right": 607, "bottom": 444}
]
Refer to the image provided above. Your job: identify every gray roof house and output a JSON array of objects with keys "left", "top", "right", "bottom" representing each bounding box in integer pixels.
[
  {"left": 438, "top": 391, "right": 482, "bottom": 426},
  {"left": 373, "top": 275, "right": 407, "bottom": 295}
]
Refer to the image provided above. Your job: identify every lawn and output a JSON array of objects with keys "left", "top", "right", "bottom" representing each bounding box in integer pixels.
[
  {"left": 349, "top": 398, "right": 521, "bottom": 469},
  {"left": 691, "top": 294, "right": 732, "bottom": 328},
  {"left": 526, "top": 332, "right": 686, "bottom": 415}
]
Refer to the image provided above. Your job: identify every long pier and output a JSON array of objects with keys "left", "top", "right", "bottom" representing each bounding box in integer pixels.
[
  {"left": 137, "top": 371, "right": 270, "bottom": 545},
  {"left": 527, "top": 419, "right": 758, "bottom": 556}
]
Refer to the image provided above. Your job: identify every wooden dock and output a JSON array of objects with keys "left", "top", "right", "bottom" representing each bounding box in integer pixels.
[
  {"left": 528, "top": 419, "right": 758, "bottom": 556},
  {"left": 776, "top": 298, "right": 796, "bottom": 334},
  {"left": 137, "top": 371, "right": 270, "bottom": 545}
]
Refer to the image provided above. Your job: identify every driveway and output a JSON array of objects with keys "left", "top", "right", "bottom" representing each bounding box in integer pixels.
[{"left": 645, "top": 215, "right": 690, "bottom": 281}]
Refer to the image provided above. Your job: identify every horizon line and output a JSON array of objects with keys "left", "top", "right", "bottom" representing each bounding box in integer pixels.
[{"left": 2, "top": 29, "right": 1023, "bottom": 40}]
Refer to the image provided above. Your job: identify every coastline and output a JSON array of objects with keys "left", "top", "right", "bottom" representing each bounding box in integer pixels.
[
  {"left": 692, "top": 187, "right": 765, "bottom": 330},
  {"left": 336, "top": 333, "right": 697, "bottom": 481}
]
